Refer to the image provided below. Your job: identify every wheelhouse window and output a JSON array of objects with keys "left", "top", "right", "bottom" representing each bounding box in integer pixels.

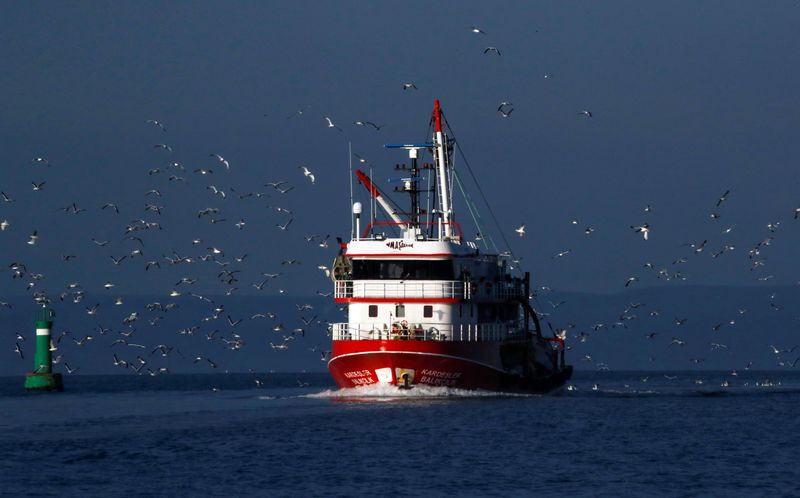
[
  {"left": 423, "top": 305, "right": 433, "bottom": 318},
  {"left": 368, "top": 305, "right": 378, "bottom": 317},
  {"left": 395, "top": 304, "right": 405, "bottom": 318},
  {"left": 352, "top": 260, "right": 454, "bottom": 280}
]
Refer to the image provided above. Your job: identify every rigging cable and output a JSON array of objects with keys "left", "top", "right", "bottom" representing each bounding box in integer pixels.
[
  {"left": 452, "top": 170, "right": 494, "bottom": 251},
  {"left": 441, "top": 114, "right": 519, "bottom": 268}
]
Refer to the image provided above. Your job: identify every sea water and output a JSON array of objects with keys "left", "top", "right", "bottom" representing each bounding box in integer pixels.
[{"left": 1, "top": 371, "right": 798, "bottom": 497}]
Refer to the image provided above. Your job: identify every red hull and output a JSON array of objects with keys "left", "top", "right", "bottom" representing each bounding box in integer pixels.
[{"left": 329, "top": 339, "right": 571, "bottom": 393}]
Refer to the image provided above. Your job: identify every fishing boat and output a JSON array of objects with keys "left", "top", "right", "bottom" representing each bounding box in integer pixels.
[{"left": 328, "top": 100, "right": 572, "bottom": 392}]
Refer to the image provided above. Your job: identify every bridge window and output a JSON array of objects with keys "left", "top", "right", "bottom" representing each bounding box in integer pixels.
[
  {"left": 423, "top": 305, "right": 433, "bottom": 318},
  {"left": 395, "top": 304, "right": 405, "bottom": 318},
  {"left": 352, "top": 260, "right": 454, "bottom": 280},
  {"left": 368, "top": 305, "right": 378, "bottom": 317}
]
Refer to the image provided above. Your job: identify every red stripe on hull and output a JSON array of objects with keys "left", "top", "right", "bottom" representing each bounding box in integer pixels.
[
  {"left": 334, "top": 297, "right": 461, "bottom": 303},
  {"left": 328, "top": 339, "right": 572, "bottom": 393},
  {"left": 344, "top": 253, "right": 457, "bottom": 258}
]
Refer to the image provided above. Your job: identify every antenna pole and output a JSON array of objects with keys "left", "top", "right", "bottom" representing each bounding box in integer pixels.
[
  {"left": 409, "top": 149, "right": 419, "bottom": 227},
  {"left": 348, "top": 142, "right": 354, "bottom": 240}
]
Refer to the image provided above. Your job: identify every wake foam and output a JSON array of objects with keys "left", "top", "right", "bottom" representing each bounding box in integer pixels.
[{"left": 304, "top": 383, "right": 530, "bottom": 399}]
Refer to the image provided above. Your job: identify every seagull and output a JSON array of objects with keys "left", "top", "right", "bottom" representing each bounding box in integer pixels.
[
  {"left": 353, "top": 121, "right": 382, "bottom": 130},
  {"left": 716, "top": 189, "right": 730, "bottom": 207},
  {"left": 276, "top": 219, "right": 293, "bottom": 231},
  {"left": 207, "top": 185, "right": 226, "bottom": 198},
  {"left": 146, "top": 119, "right": 166, "bottom": 132},
  {"left": 402, "top": 82, "right": 418, "bottom": 90},
  {"left": 323, "top": 116, "right": 342, "bottom": 131},
  {"left": 299, "top": 166, "right": 315, "bottom": 184},
  {"left": 287, "top": 105, "right": 310, "bottom": 119},
  {"left": 101, "top": 202, "right": 119, "bottom": 214},
  {"left": 31, "top": 157, "right": 50, "bottom": 166},
  {"left": 499, "top": 108, "right": 513, "bottom": 118},
  {"left": 470, "top": 26, "right": 487, "bottom": 34},
  {"left": 630, "top": 224, "right": 650, "bottom": 240},
  {"left": 209, "top": 154, "right": 230, "bottom": 170},
  {"left": 515, "top": 224, "right": 525, "bottom": 237},
  {"left": 27, "top": 230, "right": 38, "bottom": 245},
  {"left": 625, "top": 276, "right": 639, "bottom": 287},
  {"left": 483, "top": 47, "right": 501, "bottom": 55},
  {"left": 552, "top": 249, "right": 571, "bottom": 259},
  {"left": 0, "top": 219, "right": 9, "bottom": 231},
  {"left": 153, "top": 144, "right": 173, "bottom": 152},
  {"left": 579, "top": 110, "right": 593, "bottom": 118},
  {"left": 1, "top": 191, "right": 12, "bottom": 202},
  {"left": 64, "top": 363, "right": 79, "bottom": 374},
  {"left": 31, "top": 181, "right": 46, "bottom": 191},
  {"left": 14, "top": 342, "right": 23, "bottom": 359}
]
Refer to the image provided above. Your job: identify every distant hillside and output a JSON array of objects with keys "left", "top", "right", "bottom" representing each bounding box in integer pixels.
[{"left": 1, "top": 286, "right": 798, "bottom": 376}]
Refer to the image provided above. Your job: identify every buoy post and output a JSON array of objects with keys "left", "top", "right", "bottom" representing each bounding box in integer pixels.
[{"left": 24, "top": 306, "right": 63, "bottom": 392}]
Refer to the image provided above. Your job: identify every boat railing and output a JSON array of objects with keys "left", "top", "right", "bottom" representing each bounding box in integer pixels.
[
  {"left": 472, "top": 280, "right": 525, "bottom": 301},
  {"left": 335, "top": 280, "right": 467, "bottom": 300},
  {"left": 331, "top": 322, "right": 522, "bottom": 342},
  {"left": 334, "top": 279, "right": 523, "bottom": 301},
  {"left": 361, "top": 221, "right": 463, "bottom": 241}
]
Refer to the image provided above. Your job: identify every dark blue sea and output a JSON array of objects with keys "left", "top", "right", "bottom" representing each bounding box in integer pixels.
[{"left": 1, "top": 371, "right": 798, "bottom": 497}]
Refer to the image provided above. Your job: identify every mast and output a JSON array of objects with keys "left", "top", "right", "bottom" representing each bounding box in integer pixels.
[
  {"left": 409, "top": 148, "right": 419, "bottom": 227},
  {"left": 433, "top": 100, "right": 452, "bottom": 239}
]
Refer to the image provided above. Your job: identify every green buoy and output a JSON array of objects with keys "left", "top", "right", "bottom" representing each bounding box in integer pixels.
[{"left": 24, "top": 306, "right": 63, "bottom": 392}]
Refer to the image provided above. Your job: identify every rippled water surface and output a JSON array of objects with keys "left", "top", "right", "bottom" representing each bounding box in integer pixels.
[{"left": 2, "top": 371, "right": 798, "bottom": 497}]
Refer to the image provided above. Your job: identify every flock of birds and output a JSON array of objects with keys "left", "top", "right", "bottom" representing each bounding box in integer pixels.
[
  {"left": 515, "top": 184, "right": 800, "bottom": 381},
  {"left": 2, "top": 25, "right": 799, "bottom": 387},
  {"left": 2, "top": 115, "right": 348, "bottom": 381}
]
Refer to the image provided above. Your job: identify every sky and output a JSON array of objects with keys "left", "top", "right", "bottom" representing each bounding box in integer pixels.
[{"left": 1, "top": 1, "right": 799, "bottom": 374}]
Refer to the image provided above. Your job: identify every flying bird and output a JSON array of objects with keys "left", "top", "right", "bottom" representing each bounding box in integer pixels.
[
  {"left": 323, "top": 116, "right": 342, "bottom": 131},
  {"left": 716, "top": 190, "right": 730, "bottom": 207},
  {"left": 630, "top": 224, "right": 650, "bottom": 240},
  {"left": 515, "top": 224, "right": 525, "bottom": 237},
  {"left": 483, "top": 47, "right": 501, "bottom": 56},
  {"left": 146, "top": 119, "right": 166, "bottom": 132},
  {"left": 470, "top": 26, "right": 487, "bottom": 34},
  {"left": 353, "top": 121, "right": 382, "bottom": 130},
  {"left": 299, "top": 166, "right": 315, "bottom": 184},
  {"left": 209, "top": 154, "right": 230, "bottom": 170},
  {"left": 579, "top": 110, "right": 593, "bottom": 118},
  {"left": 402, "top": 83, "right": 418, "bottom": 91}
]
